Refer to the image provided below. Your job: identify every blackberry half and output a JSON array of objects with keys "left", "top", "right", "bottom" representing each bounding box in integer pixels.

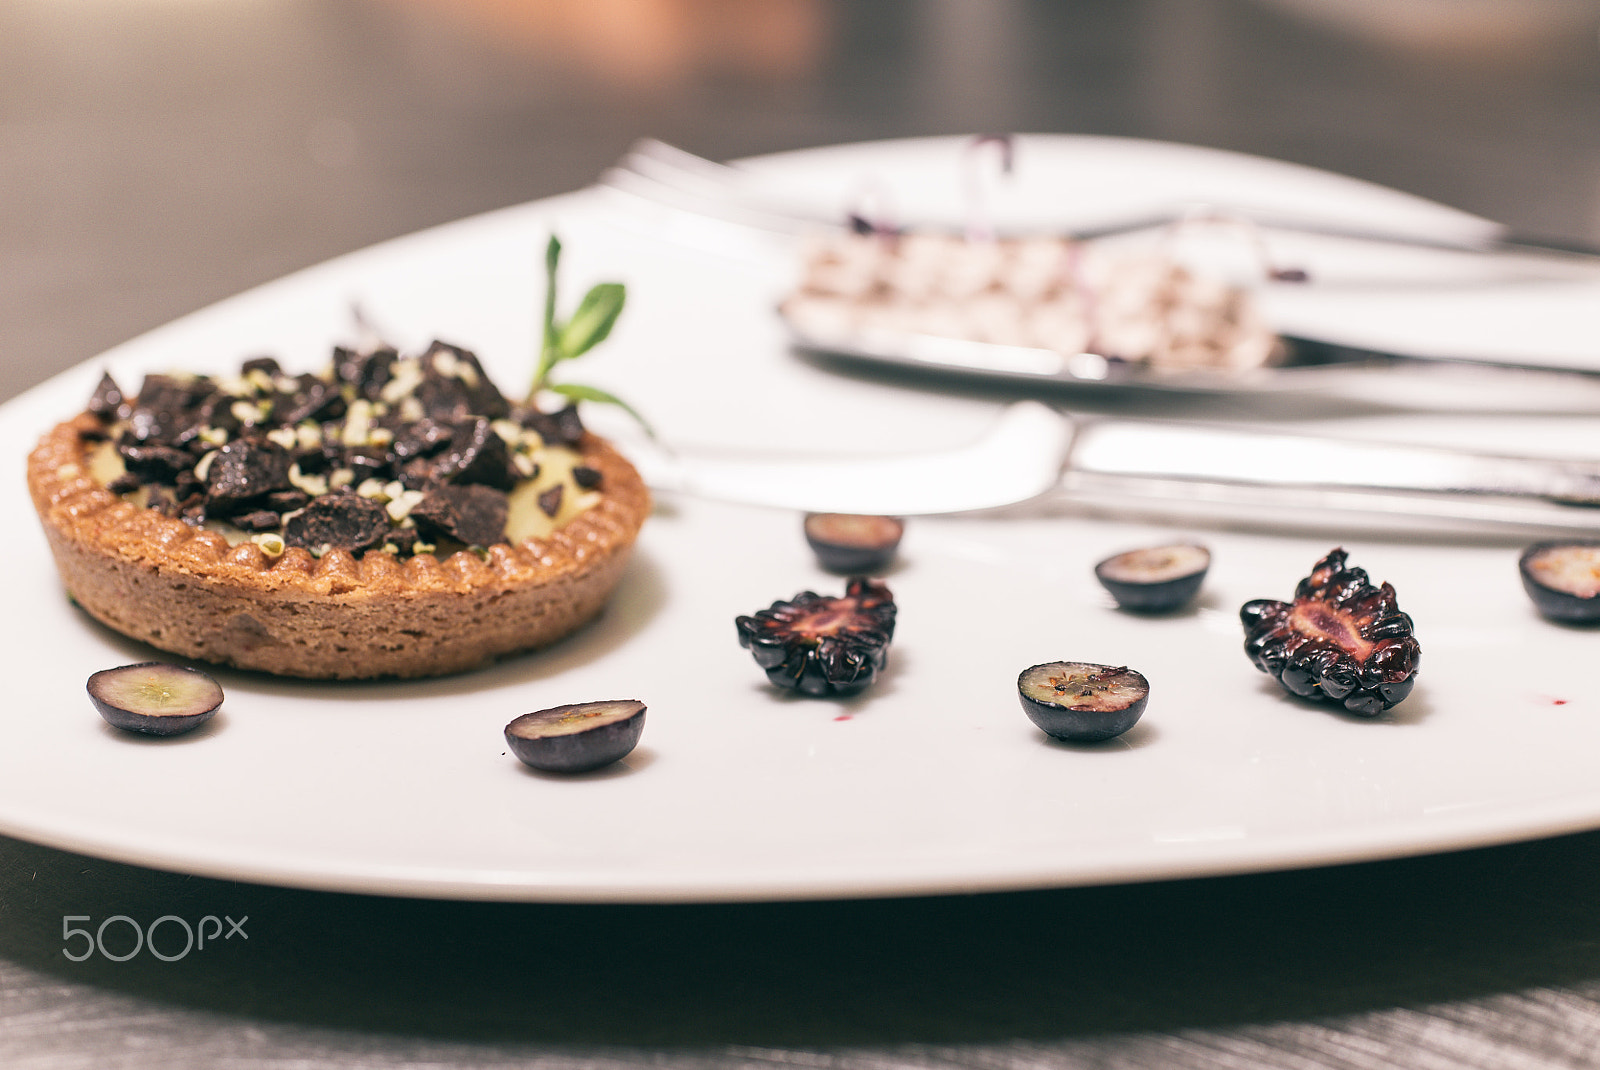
[
  {"left": 1240, "top": 548, "right": 1419, "bottom": 717},
  {"left": 736, "top": 577, "right": 897, "bottom": 697}
]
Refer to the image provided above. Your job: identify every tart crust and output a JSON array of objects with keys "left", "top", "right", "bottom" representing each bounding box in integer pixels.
[{"left": 28, "top": 412, "right": 651, "bottom": 679}]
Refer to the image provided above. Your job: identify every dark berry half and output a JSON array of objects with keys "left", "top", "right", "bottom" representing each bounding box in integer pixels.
[
  {"left": 87, "top": 662, "right": 223, "bottom": 736},
  {"left": 803, "top": 513, "right": 904, "bottom": 573},
  {"left": 736, "top": 577, "right": 897, "bottom": 696},
  {"left": 1240, "top": 548, "right": 1420, "bottom": 717},
  {"left": 504, "top": 700, "right": 646, "bottom": 773},
  {"left": 1094, "top": 543, "right": 1210, "bottom": 612},
  {"left": 1519, "top": 541, "right": 1600, "bottom": 622},
  {"left": 1017, "top": 662, "right": 1149, "bottom": 742}
]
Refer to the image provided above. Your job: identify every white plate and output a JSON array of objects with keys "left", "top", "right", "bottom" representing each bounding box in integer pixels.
[{"left": 6, "top": 137, "right": 1600, "bottom": 902}]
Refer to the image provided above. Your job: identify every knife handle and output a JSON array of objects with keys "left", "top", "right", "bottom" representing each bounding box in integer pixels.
[{"left": 1063, "top": 419, "right": 1600, "bottom": 533}]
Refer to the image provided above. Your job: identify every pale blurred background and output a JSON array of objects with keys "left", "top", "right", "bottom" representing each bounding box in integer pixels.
[{"left": 6, "top": 0, "right": 1600, "bottom": 403}]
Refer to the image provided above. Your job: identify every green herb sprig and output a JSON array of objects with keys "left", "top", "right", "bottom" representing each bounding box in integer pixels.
[{"left": 528, "top": 235, "right": 651, "bottom": 435}]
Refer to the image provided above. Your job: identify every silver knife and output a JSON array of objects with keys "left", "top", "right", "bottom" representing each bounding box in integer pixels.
[{"left": 626, "top": 401, "right": 1600, "bottom": 533}]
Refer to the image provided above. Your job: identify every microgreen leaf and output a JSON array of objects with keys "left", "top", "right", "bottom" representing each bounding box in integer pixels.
[
  {"left": 556, "top": 283, "right": 625, "bottom": 361},
  {"left": 547, "top": 382, "right": 655, "bottom": 439},
  {"left": 543, "top": 236, "right": 561, "bottom": 339},
  {"left": 528, "top": 234, "right": 649, "bottom": 437}
]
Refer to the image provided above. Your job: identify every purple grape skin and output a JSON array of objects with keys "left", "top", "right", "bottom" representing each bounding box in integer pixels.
[{"left": 504, "top": 700, "right": 646, "bottom": 773}]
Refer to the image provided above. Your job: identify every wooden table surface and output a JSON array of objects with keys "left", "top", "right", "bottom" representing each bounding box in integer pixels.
[{"left": 6, "top": 2, "right": 1600, "bottom": 1066}]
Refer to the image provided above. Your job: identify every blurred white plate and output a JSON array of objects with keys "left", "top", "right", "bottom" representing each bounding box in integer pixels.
[{"left": 4, "top": 137, "right": 1600, "bottom": 902}]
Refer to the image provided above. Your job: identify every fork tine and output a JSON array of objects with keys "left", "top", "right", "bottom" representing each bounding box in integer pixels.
[
  {"left": 598, "top": 139, "right": 1591, "bottom": 276},
  {"left": 624, "top": 138, "right": 746, "bottom": 184},
  {"left": 598, "top": 141, "right": 825, "bottom": 234}
]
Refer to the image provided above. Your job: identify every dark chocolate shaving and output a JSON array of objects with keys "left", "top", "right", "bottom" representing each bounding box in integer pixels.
[
  {"left": 194, "top": 393, "right": 242, "bottom": 437},
  {"left": 291, "top": 443, "right": 335, "bottom": 474},
  {"left": 410, "top": 483, "right": 509, "bottom": 548},
  {"left": 275, "top": 374, "right": 345, "bottom": 426},
  {"left": 282, "top": 492, "right": 391, "bottom": 554},
  {"left": 341, "top": 447, "right": 391, "bottom": 483},
  {"left": 88, "top": 373, "right": 125, "bottom": 420},
  {"left": 432, "top": 418, "right": 515, "bottom": 490},
  {"left": 264, "top": 488, "right": 310, "bottom": 513},
  {"left": 117, "top": 440, "right": 193, "bottom": 484},
  {"left": 391, "top": 417, "right": 453, "bottom": 460},
  {"left": 334, "top": 345, "right": 398, "bottom": 400},
  {"left": 416, "top": 341, "right": 509, "bottom": 421},
  {"left": 86, "top": 339, "right": 597, "bottom": 560},
  {"left": 232, "top": 509, "right": 282, "bottom": 532},
  {"left": 538, "top": 484, "right": 564, "bottom": 518},
  {"left": 241, "top": 356, "right": 282, "bottom": 376},
  {"left": 204, "top": 438, "right": 292, "bottom": 512},
  {"left": 127, "top": 374, "right": 215, "bottom": 446},
  {"left": 385, "top": 527, "right": 419, "bottom": 555},
  {"left": 516, "top": 403, "right": 585, "bottom": 449}
]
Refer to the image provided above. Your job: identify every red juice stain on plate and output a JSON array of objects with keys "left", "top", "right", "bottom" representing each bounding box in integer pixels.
[{"left": 834, "top": 714, "right": 853, "bottom": 721}]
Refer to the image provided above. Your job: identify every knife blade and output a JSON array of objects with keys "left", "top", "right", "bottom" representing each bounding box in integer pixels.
[{"left": 626, "top": 401, "right": 1600, "bottom": 533}]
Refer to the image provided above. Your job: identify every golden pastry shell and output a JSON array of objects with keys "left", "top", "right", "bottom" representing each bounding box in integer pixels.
[{"left": 27, "top": 412, "right": 651, "bottom": 679}]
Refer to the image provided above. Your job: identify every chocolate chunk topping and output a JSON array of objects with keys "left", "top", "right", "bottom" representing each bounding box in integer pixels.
[
  {"left": 128, "top": 374, "right": 215, "bottom": 446},
  {"left": 204, "top": 438, "right": 292, "bottom": 511},
  {"left": 146, "top": 488, "right": 205, "bottom": 524},
  {"left": 275, "top": 374, "right": 345, "bottom": 426},
  {"left": 516, "top": 403, "right": 585, "bottom": 449},
  {"left": 241, "top": 356, "right": 282, "bottom": 376},
  {"left": 385, "top": 527, "right": 419, "bottom": 554},
  {"left": 538, "top": 484, "right": 564, "bottom": 518},
  {"left": 88, "top": 373, "right": 125, "bottom": 420},
  {"left": 194, "top": 392, "right": 242, "bottom": 437},
  {"left": 291, "top": 443, "right": 335, "bottom": 474},
  {"left": 264, "top": 488, "right": 310, "bottom": 513},
  {"left": 232, "top": 509, "right": 282, "bottom": 532},
  {"left": 415, "top": 341, "right": 509, "bottom": 421},
  {"left": 283, "top": 492, "right": 391, "bottom": 554},
  {"left": 341, "top": 447, "right": 391, "bottom": 483},
  {"left": 432, "top": 417, "right": 515, "bottom": 490},
  {"left": 410, "top": 483, "right": 510, "bottom": 548},
  {"left": 334, "top": 345, "right": 397, "bottom": 400},
  {"left": 398, "top": 456, "right": 437, "bottom": 491},
  {"left": 117, "top": 440, "right": 194, "bottom": 484},
  {"left": 86, "top": 340, "right": 601, "bottom": 559},
  {"left": 391, "top": 417, "right": 453, "bottom": 460}
]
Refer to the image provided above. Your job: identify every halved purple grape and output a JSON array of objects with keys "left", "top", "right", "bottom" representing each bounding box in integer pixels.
[
  {"left": 1519, "top": 541, "right": 1600, "bottom": 622},
  {"left": 505, "top": 700, "right": 646, "bottom": 773},
  {"left": 803, "top": 513, "right": 904, "bottom": 574},
  {"left": 87, "top": 662, "right": 223, "bottom": 736},
  {"left": 1095, "top": 543, "right": 1209, "bottom": 612},
  {"left": 1017, "top": 662, "right": 1149, "bottom": 742}
]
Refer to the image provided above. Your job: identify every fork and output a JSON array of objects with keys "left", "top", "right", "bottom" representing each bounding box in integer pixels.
[{"left": 597, "top": 138, "right": 1600, "bottom": 263}]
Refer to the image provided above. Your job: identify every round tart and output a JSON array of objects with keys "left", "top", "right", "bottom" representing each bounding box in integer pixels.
[{"left": 27, "top": 346, "right": 650, "bottom": 680}]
